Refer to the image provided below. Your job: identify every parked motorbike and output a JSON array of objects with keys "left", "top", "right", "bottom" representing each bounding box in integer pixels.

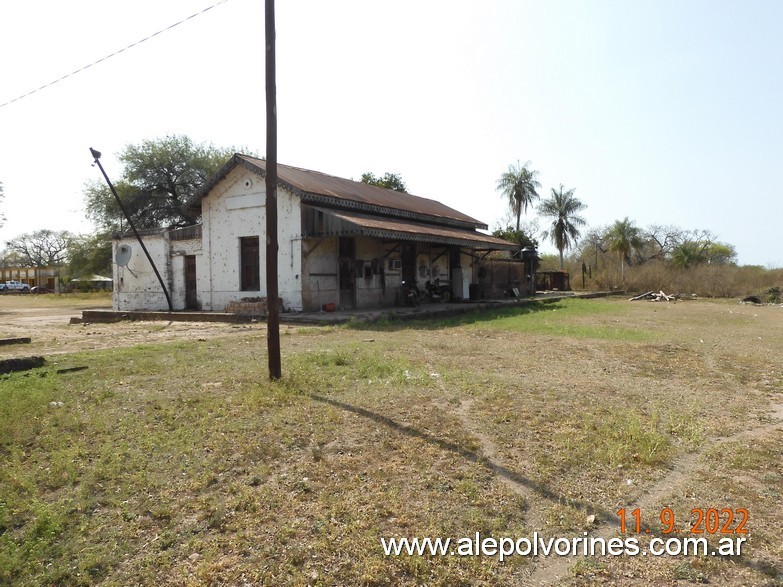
[
  {"left": 401, "top": 279, "right": 421, "bottom": 306},
  {"left": 424, "top": 279, "right": 452, "bottom": 303}
]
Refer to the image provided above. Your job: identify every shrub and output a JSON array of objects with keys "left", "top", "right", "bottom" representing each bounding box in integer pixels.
[{"left": 578, "top": 260, "right": 783, "bottom": 299}]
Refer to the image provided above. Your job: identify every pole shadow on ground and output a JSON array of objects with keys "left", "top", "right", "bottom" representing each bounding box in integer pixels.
[{"left": 307, "top": 393, "right": 781, "bottom": 580}]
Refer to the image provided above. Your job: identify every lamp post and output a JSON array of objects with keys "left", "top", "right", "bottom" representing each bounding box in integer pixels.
[{"left": 89, "top": 148, "right": 173, "bottom": 312}]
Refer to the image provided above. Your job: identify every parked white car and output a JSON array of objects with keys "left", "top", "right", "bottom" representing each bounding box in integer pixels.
[{"left": 1, "top": 280, "right": 30, "bottom": 291}]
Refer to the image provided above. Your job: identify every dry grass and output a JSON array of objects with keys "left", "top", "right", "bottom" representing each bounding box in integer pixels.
[
  {"left": 1, "top": 297, "right": 782, "bottom": 586},
  {"left": 579, "top": 261, "right": 783, "bottom": 299}
]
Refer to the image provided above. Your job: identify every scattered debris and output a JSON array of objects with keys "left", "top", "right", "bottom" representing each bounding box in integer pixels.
[
  {"left": 49, "top": 401, "right": 64, "bottom": 408},
  {"left": 55, "top": 366, "right": 88, "bottom": 374},
  {"left": 0, "top": 356, "right": 46, "bottom": 375},
  {"left": 742, "top": 295, "right": 763, "bottom": 305},
  {"left": 0, "top": 337, "right": 31, "bottom": 346},
  {"left": 586, "top": 514, "right": 596, "bottom": 526},
  {"left": 629, "top": 290, "right": 676, "bottom": 302}
]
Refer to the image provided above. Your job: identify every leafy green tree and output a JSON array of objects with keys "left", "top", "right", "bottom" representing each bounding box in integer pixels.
[
  {"left": 84, "top": 135, "right": 237, "bottom": 231},
  {"left": 67, "top": 232, "right": 112, "bottom": 278},
  {"left": 5, "top": 229, "right": 73, "bottom": 267},
  {"left": 491, "top": 225, "right": 539, "bottom": 250},
  {"left": 360, "top": 172, "right": 407, "bottom": 193},
  {"left": 671, "top": 240, "right": 736, "bottom": 268},
  {"left": 606, "top": 217, "right": 643, "bottom": 280},
  {"left": 496, "top": 160, "right": 541, "bottom": 230},
  {"left": 671, "top": 242, "right": 703, "bottom": 269},
  {"left": 703, "top": 242, "right": 737, "bottom": 265},
  {"left": 538, "top": 185, "right": 587, "bottom": 269}
]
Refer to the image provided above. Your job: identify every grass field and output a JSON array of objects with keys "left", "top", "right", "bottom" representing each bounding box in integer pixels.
[{"left": 1, "top": 297, "right": 782, "bottom": 586}]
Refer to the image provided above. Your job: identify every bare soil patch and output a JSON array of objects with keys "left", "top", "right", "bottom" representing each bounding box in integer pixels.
[{"left": 0, "top": 295, "right": 266, "bottom": 359}]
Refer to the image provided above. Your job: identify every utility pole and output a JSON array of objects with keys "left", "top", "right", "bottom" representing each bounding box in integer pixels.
[{"left": 265, "top": 0, "right": 282, "bottom": 379}]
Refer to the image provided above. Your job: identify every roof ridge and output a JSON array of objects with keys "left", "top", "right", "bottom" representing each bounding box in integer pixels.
[{"left": 192, "top": 154, "right": 487, "bottom": 229}]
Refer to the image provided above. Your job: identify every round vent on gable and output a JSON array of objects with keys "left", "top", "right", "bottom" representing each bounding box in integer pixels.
[{"left": 244, "top": 178, "right": 253, "bottom": 189}]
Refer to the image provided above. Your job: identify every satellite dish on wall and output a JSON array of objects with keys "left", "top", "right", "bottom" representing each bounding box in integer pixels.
[{"left": 115, "top": 244, "right": 132, "bottom": 267}]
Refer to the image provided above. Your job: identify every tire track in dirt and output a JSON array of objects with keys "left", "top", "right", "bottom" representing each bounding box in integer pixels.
[
  {"left": 422, "top": 352, "right": 546, "bottom": 529},
  {"left": 454, "top": 398, "right": 547, "bottom": 531}
]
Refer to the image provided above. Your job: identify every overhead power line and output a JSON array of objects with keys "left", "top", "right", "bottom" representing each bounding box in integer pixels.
[{"left": 0, "top": 0, "right": 231, "bottom": 110}]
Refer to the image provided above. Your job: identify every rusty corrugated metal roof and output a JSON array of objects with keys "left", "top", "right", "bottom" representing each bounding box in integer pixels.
[
  {"left": 190, "top": 154, "right": 488, "bottom": 230},
  {"left": 307, "top": 208, "right": 517, "bottom": 250}
]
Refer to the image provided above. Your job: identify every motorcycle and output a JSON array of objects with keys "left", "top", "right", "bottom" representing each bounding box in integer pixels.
[
  {"left": 424, "top": 278, "right": 452, "bottom": 303},
  {"left": 401, "top": 279, "right": 421, "bottom": 306}
]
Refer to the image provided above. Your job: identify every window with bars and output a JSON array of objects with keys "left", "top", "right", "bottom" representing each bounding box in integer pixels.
[{"left": 240, "top": 236, "right": 260, "bottom": 291}]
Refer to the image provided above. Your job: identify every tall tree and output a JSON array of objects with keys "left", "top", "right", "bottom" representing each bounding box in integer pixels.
[
  {"left": 5, "top": 229, "right": 73, "bottom": 267},
  {"left": 496, "top": 160, "right": 541, "bottom": 230},
  {"left": 538, "top": 185, "right": 587, "bottom": 269},
  {"left": 84, "top": 135, "right": 238, "bottom": 232},
  {"left": 360, "top": 172, "right": 407, "bottom": 193},
  {"left": 671, "top": 238, "right": 736, "bottom": 268},
  {"left": 605, "top": 217, "right": 643, "bottom": 280},
  {"left": 67, "top": 232, "right": 112, "bottom": 278}
]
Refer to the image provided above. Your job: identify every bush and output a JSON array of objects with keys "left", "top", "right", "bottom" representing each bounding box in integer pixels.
[{"left": 579, "top": 260, "right": 783, "bottom": 299}]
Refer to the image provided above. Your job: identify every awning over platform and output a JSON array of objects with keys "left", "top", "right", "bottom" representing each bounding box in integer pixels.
[{"left": 304, "top": 208, "right": 517, "bottom": 250}]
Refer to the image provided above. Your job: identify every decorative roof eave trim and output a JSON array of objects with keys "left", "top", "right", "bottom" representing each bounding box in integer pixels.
[
  {"left": 301, "top": 227, "right": 517, "bottom": 251},
  {"left": 299, "top": 194, "right": 486, "bottom": 231}
]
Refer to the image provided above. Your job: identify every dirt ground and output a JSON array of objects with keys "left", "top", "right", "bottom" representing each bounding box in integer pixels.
[{"left": 0, "top": 295, "right": 267, "bottom": 359}]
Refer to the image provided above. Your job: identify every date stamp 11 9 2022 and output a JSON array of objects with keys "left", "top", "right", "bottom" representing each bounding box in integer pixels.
[{"left": 617, "top": 507, "right": 749, "bottom": 535}]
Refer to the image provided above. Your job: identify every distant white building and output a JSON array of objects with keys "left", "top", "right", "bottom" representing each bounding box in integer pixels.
[{"left": 113, "top": 154, "right": 527, "bottom": 313}]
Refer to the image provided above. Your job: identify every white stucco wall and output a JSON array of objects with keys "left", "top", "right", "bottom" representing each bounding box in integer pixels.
[
  {"left": 200, "top": 167, "right": 303, "bottom": 312},
  {"left": 113, "top": 234, "right": 202, "bottom": 311},
  {"left": 113, "top": 234, "right": 171, "bottom": 311}
]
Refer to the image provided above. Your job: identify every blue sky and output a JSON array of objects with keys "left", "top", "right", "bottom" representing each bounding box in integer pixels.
[{"left": 0, "top": 0, "right": 780, "bottom": 266}]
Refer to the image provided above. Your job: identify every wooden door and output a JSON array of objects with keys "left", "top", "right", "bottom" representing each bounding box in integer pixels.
[
  {"left": 185, "top": 255, "right": 198, "bottom": 309},
  {"left": 338, "top": 237, "right": 356, "bottom": 309}
]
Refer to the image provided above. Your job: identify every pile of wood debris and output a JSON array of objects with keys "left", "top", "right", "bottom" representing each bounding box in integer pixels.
[{"left": 629, "top": 290, "right": 677, "bottom": 302}]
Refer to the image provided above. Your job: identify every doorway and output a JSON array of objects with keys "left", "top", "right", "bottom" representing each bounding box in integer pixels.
[
  {"left": 184, "top": 255, "right": 198, "bottom": 309},
  {"left": 338, "top": 237, "right": 356, "bottom": 309},
  {"left": 401, "top": 242, "right": 416, "bottom": 284}
]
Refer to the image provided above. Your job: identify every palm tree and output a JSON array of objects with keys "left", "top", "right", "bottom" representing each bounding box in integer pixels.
[
  {"left": 605, "top": 217, "right": 643, "bottom": 280},
  {"left": 496, "top": 161, "right": 541, "bottom": 230},
  {"left": 538, "top": 185, "right": 587, "bottom": 269}
]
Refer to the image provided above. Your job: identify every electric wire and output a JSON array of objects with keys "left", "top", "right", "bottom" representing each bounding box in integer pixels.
[{"left": 0, "top": 0, "right": 231, "bottom": 110}]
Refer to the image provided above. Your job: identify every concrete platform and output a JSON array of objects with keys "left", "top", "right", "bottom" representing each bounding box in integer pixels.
[{"left": 79, "top": 291, "right": 621, "bottom": 326}]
